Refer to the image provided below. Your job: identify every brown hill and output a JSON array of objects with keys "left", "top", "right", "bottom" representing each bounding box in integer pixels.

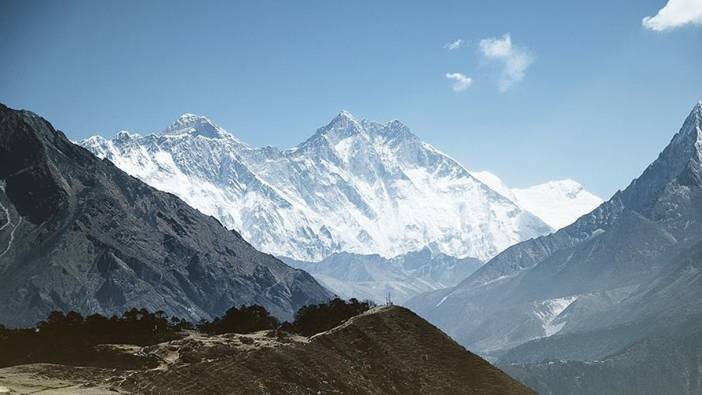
[{"left": 0, "top": 306, "right": 534, "bottom": 394}]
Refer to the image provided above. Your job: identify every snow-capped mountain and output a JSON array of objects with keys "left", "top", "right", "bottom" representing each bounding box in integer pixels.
[
  {"left": 471, "top": 171, "right": 603, "bottom": 229},
  {"left": 81, "top": 111, "right": 555, "bottom": 262}
]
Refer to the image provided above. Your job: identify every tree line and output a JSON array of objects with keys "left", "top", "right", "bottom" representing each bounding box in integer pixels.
[{"left": 0, "top": 298, "right": 373, "bottom": 368}]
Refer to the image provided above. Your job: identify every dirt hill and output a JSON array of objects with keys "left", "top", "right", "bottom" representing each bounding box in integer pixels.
[{"left": 0, "top": 306, "right": 534, "bottom": 394}]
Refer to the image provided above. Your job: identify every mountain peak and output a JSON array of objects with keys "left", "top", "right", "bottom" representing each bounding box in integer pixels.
[
  {"left": 162, "top": 113, "right": 230, "bottom": 139},
  {"left": 386, "top": 119, "right": 408, "bottom": 129},
  {"left": 541, "top": 179, "right": 584, "bottom": 192},
  {"left": 115, "top": 130, "right": 139, "bottom": 141},
  {"left": 668, "top": 101, "right": 702, "bottom": 153},
  {"left": 321, "top": 110, "right": 362, "bottom": 131},
  {"left": 327, "top": 110, "right": 362, "bottom": 130},
  {"left": 687, "top": 99, "right": 702, "bottom": 123},
  {"left": 298, "top": 112, "right": 422, "bottom": 153},
  {"left": 689, "top": 100, "right": 702, "bottom": 118},
  {"left": 379, "top": 119, "right": 417, "bottom": 142},
  {"left": 617, "top": 100, "right": 702, "bottom": 211},
  {"left": 337, "top": 110, "right": 357, "bottom": 120},
  {"left": 298, "top": 111, "right": 365, "bottom": 149}
]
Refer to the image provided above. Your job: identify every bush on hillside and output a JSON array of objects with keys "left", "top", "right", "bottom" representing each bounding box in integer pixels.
[
  {"left": 282, "top": 298, "right": 373, "bottom": 337},
  {"left": 198, "top": 305, "right": 280, "bottom": 334},
  {"left": 0, "top": 300, "right": 374, "bottom": 369},
  {"left": 0, "top": 309, "right": 181, "bottom": 369}
]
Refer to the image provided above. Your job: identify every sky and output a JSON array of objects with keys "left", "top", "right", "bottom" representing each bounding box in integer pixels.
[{"left": 1, "top": 0, "right": 701, "bottom": 198}]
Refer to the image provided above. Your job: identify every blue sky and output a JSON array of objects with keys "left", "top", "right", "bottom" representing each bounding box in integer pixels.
[{"left": 1, "top": 1, "right": 701, "bottom": 198}]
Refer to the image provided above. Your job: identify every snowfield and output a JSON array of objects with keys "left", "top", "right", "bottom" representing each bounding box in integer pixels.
[{"left": 471, "top": 171, "right": 603, "bottom": 229}]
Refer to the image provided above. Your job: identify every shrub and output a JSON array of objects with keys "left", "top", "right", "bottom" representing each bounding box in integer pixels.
[
  {"left": 0, "top": 309, "right": 182, "bottom": 369},
  {"left": 0, "top": 299, "right": 374, "bottom": 369},
  {"left": 283, "top": 298, "right": 373, "bottom": 337},
  {"left": 199, "top": 305, "right": 279, "bottom": 335}
]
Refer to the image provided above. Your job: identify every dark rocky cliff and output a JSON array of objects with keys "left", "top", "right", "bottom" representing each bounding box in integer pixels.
[{"left": 0, "top": 103, "right": 332, "bottom": 327}]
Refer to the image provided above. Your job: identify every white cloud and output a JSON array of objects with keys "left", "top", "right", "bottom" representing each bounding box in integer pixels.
[
  {"left": 642, "top": 0, "right": 702, "bottom": 31},
  {"left": 444, "top": 39, "right": 464, "bottom": 51},
  {"left": 479, "top": 33, "right": 533, "bottom": 92},
  {"left": 445, "top": 72, "right": 473, "bottom": 92}
]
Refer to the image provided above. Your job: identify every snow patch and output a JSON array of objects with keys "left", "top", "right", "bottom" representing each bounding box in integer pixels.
[
  {"left": 534, "top": 296, "right": 577, "bottom": 337},
  {"left": 436, "top": 294, "right": 450, "bottom": 307}
]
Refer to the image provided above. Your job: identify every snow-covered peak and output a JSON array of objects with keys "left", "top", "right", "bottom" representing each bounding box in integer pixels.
[
  {"left": 338, "top": 110, "right": 357, "bottom": 121},
  {"left": 680, "top": 101, "right": 702, "bottom": 136},
  {"left": 615, "top": 100, "right": 702, "bottom": 213},
  {"left": 296, "top": 111, "right": 366, "bottom": 150},
  {"left": 381, "top": 119, "right": 410, "bottom": 134},
  {"left": 162, "top": 113, "right": 232, "bottom": 139},
  {"left": 378, "top": 119, "right": 418, "bottom": 144},
  {"left": 322, "top": 111, "right": 363, "bottom": 137},
  {"left": 512, "top": 180, "right": 603, "bottom": 229},
  {"left": 325, "top": 111, "right": 363, "bottom": 132},
  {"left": 470, "top": 170, "right": 603, "bottom": 229},
  {"left": 529, "top": 179, "right": 585, "bottom": 198},
  {"left": 690, "top": 101, "right": 702, "bottom": 138},
  {"left": 664, "top": 101, "right": 702, "bottom": 165},
  {"left": 81, "top": 134, "right": 108, "bottom": 146},
  {"left": 470, "top": 171, "right": 517, "bottom": 202},
  {"left": 115, "top": 130, "right": 139, "bottom": 141},
  {"left": 302, "top": 111, "right": 421, "bottom": 148}
]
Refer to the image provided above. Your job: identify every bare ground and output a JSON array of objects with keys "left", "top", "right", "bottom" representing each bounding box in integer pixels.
[{"left": 0, "top": 306, "right": 535, "bottom": 394}]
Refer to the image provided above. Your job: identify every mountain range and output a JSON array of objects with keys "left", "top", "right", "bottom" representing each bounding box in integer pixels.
[
  {"left": 0, "top": 103, "right": 332, "bottom": 327},
  {"left": 80, "top": 111, "right": 600, "bottom": 264},
  {"left": 7, "top": 97, "right": 692, "bottom": 394},
  {"left": 283, "top": 248, "right": 483, "bottom": 304},
  {"left": 407, "top": 101, "right": 702, "bottom": 393}
]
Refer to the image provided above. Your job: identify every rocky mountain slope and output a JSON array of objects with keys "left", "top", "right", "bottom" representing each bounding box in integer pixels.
[
  {"left": 407, "top": 101, "right": 702, "bottom": 364},
  {"left": 471, "top": 171, "right": 603, "bottom": 229},
  {"left": 502, "top": 328, "right": 702, "bottom": 395},
  {"left": 0, "top": 103, "right": 332, "bottom": 327},
  {"left": 284, "top": 248, "right": 482, "bottom": 304},
  {"left": 0, "top": 306, "right": 536, "bottom": 394},
  {"left": 80, "top": 111, "right": 558, "bottom": 262}
]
